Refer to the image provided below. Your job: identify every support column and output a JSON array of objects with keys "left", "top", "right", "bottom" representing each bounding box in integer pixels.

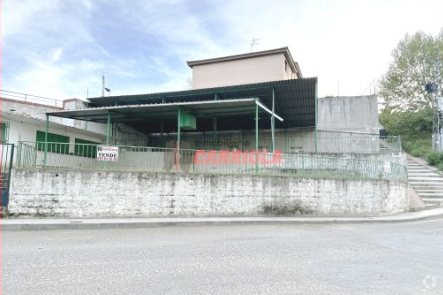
[
  {"left": 106, "top": 111, "right": 111, "bottom": 146},
  {"left": 212, "top": 117, "right": 217, "bottom": 150},
  {"left": 255, "top": 103, "right": 259, "bottom": 151},
  {"left": 315, "top": 81, "right": 318, "bottom": 153},
  {"left": 43, "top": 115, "right": 49, "bottom": 168},
  {"left": 255, "top": 103, "right": 259, "bottom": 173},
  {"left": 176, "top": 107, "right": 181, "bottom": 171},
  {"left": 161, "top": 98, "right": 166, "bottom": 147},
  {"left": 271, "top": 88, "right": 275, "bottom": 153},
  {"left": 213, "top": 93, "right": 219, "bottom": 150}
]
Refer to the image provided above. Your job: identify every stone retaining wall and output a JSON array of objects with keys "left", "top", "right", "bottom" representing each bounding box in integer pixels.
[{"left": 9, "top": 169, "right": 408, "bottom": 217}]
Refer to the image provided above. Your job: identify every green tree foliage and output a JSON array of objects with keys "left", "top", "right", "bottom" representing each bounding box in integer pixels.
[
  {"left": 379, "top": 107, "right": 433, "bottom": 137},
  {"left": 379, "top": 30, "right": 443, "bottom": 112}
]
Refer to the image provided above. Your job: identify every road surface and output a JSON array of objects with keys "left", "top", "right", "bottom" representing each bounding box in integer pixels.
[{"left": 2, "top": 219, "right": 443, "bottom": 295}]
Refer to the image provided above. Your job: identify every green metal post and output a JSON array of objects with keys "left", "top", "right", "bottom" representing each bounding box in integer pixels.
[
  {"left": 177, "top": 107, "right": 181, "bottom": 151},
  {"left": 177, "top": 107, "right": 181, "bottom": 171},
  {"left": 255, "top": 104, "right": 259, "bottom": 151},
  {"left": 213, "top": 117, "right": 217, "bottom": 150},
  {"left": 271, "top": 88, "right": 275, "bottom": 153},
  {"left": 284, "top": 129, "right": 287, "bottom": 153},
  {"left": 213, "top": 93, "right": 219, "bottom": 150},
  {"left": 315, "top": 80, "right": 318, "bottom": 153},
  {"left": 106, "top": 111, "right": 111, "bottom": 146},
  {"left": 43, "top": 115, "right": 49, "bottom": 168},
  {"left": 255, "top": 103, "right": 259, "bottom": 173}
]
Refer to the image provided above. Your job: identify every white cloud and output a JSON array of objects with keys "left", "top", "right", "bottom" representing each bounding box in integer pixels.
[
  {"left": 51, "top": 48, "right": 63, "bottom": 62},
  {"left": 2, "top": 0, "right": 443, "bottom": 100}
]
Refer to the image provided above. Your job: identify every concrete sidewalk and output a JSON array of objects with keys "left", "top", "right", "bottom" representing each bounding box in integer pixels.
[{"left": 2, "top": 208, "right": 443, "bottom": 230}]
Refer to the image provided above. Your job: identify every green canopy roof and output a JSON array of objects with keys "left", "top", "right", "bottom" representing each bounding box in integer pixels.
[{"left": 52, "top": 78, "right": 317, "bottom": 133}]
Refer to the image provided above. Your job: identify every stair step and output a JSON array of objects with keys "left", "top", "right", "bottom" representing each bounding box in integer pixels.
[
  {"left": 411, "top": 187, "right": 443, "bottom": 191},
  {"left": 408, "top": 170, "right": 437, "bottom": 173},
  {"left": 417, "top": 191, "right": 443, "bottom": 195},
  {"left": 419, "top": 195, "right": 443, "bottom": 199},
  {"left": 407, "top": 158, "right": 443, "bottom": 207},
  {"left": 408, "top": 172, "right": 442, "bottom": 175},
  {"left": 410, "top": 203, "right": 439, "bottom": 212},
  {"left": 421, "top": 198, "right": 443, "bottom": 206},
  {"left": 414, "top": 190, "right": 443, "bottom": 194},
  {"left": 409, "top": 177, "right": 443, "bottom": 181},
  {"left": 409, "top": 180, "right": 443, "bottom": 184},
  {"left": 409, "top": 177, "right": 442, "bottom": 180}
]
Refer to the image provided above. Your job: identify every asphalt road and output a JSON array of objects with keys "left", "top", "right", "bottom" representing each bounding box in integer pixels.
[{"left": 2, "top": 219, "right": 443, "bottom": 295}]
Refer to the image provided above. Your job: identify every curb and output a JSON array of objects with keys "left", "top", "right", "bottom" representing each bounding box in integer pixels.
[{"left": 2, "top": 209, "right": 443, "bottom": 231}]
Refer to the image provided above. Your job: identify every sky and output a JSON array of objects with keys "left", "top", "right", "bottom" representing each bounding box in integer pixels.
[{"left": 2, "top": 0, "right": 443, "bottom": 100}]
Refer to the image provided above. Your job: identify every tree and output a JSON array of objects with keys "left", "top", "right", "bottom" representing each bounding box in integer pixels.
[
  {"left": 379, "top": 107, "right": 433, "bottom": 137},
  {"left": 378, "top": 29, "right": 443, "bottom": 112}
]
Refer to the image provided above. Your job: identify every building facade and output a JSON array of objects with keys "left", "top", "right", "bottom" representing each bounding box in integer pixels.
[{"left": 187, "top": 47, "right": 302, "bottom": 89}]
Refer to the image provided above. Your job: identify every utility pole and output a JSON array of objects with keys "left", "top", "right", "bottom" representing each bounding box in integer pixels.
[{"left": 427, "top": 57, "right": 443, "bottom": 152}]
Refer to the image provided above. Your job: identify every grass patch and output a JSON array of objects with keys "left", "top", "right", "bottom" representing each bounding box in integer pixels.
[{"left": 401, "top": 134, "right": 443, "bottom": 171}]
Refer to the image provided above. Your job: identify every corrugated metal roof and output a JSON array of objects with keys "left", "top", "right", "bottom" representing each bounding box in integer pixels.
[
  {"left": 47, "top": 98, "right": 264, "bottom": 122},
  {"left": 56, "top": 78, "right": 316, "bottom": 133}
]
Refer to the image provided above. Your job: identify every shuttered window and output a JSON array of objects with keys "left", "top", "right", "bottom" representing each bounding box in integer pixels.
[
  {"left": 36, "top": 131, "right": 70, "bottom": 154},
  {"left": 1, "top": 122, "right": 9, "bottom": 143}
]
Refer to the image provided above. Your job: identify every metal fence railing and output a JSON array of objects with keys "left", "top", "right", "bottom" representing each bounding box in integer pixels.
[
  {"left": 315, "top": 135, "right": 402, "bottom": 154},
  {"left": 16, "top": 141, "right": 408, "bottom": 182},
  {"left": 1, "top": 89, "right": 63, "bottom": 108},
  {"left": 118, "top": 132, "right": 402, "bottom": 154}
]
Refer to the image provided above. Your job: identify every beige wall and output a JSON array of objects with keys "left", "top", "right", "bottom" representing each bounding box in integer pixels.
[{"left": 191, "top": 53, "right": 297, "bottom": 89}]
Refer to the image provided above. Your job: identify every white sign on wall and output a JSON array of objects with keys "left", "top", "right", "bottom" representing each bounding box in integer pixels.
[
  {"left": 383, "top": 161, "right": 391, "bottom": 174},
  {"left": 97, "top": 146, "right": 119, "bottom": 162}
]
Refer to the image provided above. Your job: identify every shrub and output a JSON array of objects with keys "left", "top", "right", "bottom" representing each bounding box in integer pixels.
[{"left": 426, "top": 152, "right": 443, "bottom": 166}]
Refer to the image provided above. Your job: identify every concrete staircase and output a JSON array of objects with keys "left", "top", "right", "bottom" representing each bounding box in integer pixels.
[{"left": 407, "top": 157, "right": 443, "bottom": 209}]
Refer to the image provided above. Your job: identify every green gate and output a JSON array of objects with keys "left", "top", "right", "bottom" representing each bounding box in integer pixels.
[{"left": 1, "top": 143, "right": 15, "bottom": 211}]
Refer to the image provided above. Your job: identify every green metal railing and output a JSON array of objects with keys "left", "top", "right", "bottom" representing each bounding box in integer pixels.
[
  {"left": 119, "top": 133, "right": 402, "bottom": 154},
  {"left": 15, "top": 141, "right": 408, "bottom": 182}
]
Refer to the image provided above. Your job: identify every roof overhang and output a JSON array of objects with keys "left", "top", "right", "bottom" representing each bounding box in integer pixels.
[
  {"left": 48, "top": 78, "right": 317, "bottom": 133},
  {"left": 47, "top": 98, "right": 283, "bottom": 124}
]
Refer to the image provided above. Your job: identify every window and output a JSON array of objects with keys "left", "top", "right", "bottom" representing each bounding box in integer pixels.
[
  {"left": 74, "top": 138, "right": 99, "bottom": 158},
  {"left": 36, "top": 131, "right": 70, "bottom": 154},
  {"left": 1, "top": 122, "right": 9, "bottom": 143}
]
